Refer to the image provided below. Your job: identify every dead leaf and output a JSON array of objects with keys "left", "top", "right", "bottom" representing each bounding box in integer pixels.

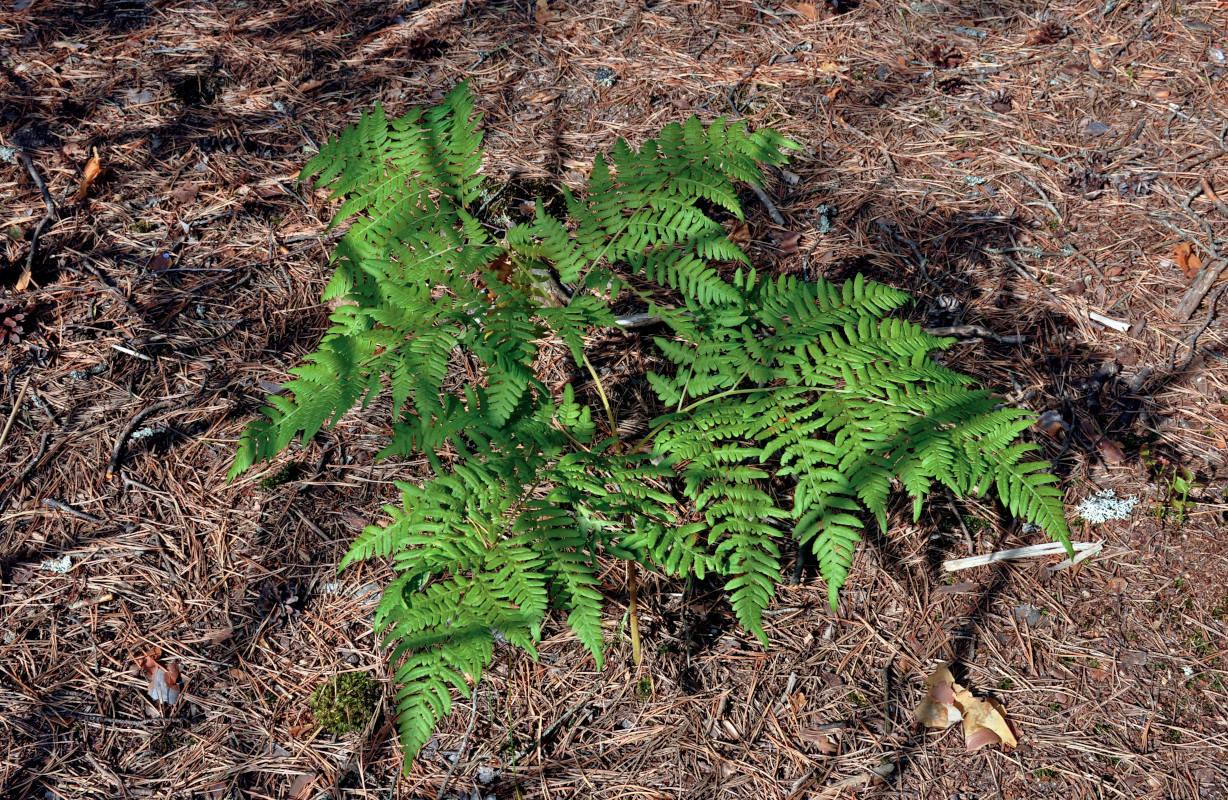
[
  {"left": 486, "top": 252, "right": 513, "bottom": 285},
  {"left": 137, "top": 651, "right": 182, "bottom": 704},
  {"left": 824, "top": 86, "right": 842, "bottom": 101},
  {"left": 1095, "top": 436, "right": 1125, "bottom": 464},
  {"left": 73, "top": 147, "right": 102, "bottom": 203},
  {"left": 792, "top": 2, "right": 819, "bottom": 21},
  {"left": 953, "top": 689, "right": 1017, "bottom": 751},
  {"left": 171, "top": 182, "right": 201, "bottom": 204},
  {"left": 915, "top": 664, "right": 962, "bottom": 729},
  {"left": 289, "top": 773, "right": 317, "bottom": 800},
  {"left": 934, "top": 580, "right": 977, "bottom": 595},
  {"left": 774, "top": 230, "right": 802, "bottom": 255},
  {"left": 1187, "top": 252, "right": 1203, "bottom": 278},
  {"left": 526, "top": 90, "right": 561, "bottom": 104},
  {"left": 915, "top": 664, "right": 1017, "bottom": 751},
  {"left": 818, "top": 60, "right": 843, "bottom": 76},
  {"left": 1026, "top": 21, "right": 1066, "bottom": 45},
  {"left": 1174, "top": 242, "right": 1202, "bottom": 279},
  {"left": 533, "top": 0, "right": 555, "bottom": 24},
  {"left": 1202, "top": 177, "right": 1221, "bottom": 205},
  {"left": 728, "top": 222, "right": 751, "bottom": 248},
  {"left": 929, "top": 42, "right": 963, "bottom": 68},
  {"left": 801, "top": 729, "right": 839, "bottom": 754},
  {"left": 297, "top": 78, "right": 324, "bottom": 93},
  {"left": 788, "top": 691, "right": 806, "bottom": 713}
]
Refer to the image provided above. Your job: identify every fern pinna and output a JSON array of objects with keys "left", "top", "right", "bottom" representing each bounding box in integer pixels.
[{"left": 229, "top": 82, "right": 1070, "bottom": 764}]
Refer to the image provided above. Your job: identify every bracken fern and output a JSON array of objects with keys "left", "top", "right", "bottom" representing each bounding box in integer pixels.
[{"left": 229, "top": 82, "right": 1071, "bottom": 764}]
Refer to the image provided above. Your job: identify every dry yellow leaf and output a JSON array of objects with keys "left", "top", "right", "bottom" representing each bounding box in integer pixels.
[
  {"left": 953, "top": 690, "right": 1017, "bottom": 751},
  {"left": 916, "top": 663, "right": 1018, "bottom": 751},
  {"left": 915, "top": 664, "right": 961, "bottom": 729}
]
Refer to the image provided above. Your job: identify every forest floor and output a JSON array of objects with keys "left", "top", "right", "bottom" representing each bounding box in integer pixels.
[{"left": 3, "top": 0, "right": 1228, "bottom": 798}]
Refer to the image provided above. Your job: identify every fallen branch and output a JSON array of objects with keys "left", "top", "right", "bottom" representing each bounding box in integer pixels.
[
  {"left": 1173, "top": 257, "right": 1227, "bottom": 322},
  {"left": 924, "top": 324, "right": 1026, "bottom": 344},
  {"left": 944, "top": 541, "right": 1102, "bottom": 572},
  {"left": 15, "top": 150, "right": 58, "bottom": 292}
]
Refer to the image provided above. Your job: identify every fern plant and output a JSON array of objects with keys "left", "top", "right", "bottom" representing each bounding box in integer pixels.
[{"left": 229, "top": 82, "right": 1070, "bottom": 763}]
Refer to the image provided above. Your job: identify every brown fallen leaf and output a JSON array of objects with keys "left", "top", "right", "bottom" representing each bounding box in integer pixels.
[
  {"left": 1026, "top": 21, "right": 1066, "bottom": 45},
  {"left": 1095, "top": 436, "right": 1126, "bottom": 464},
  {"left": 526, "top": 90, "right": 561, "bottom": 104},
  {"left": 929, "top": 41, "right": 963, "bottom": 68},
  {"left": 289, "top": 773, "right": 317, "bottom": 800},
  {"left": 915, "top": 664, "right": 961, "bottom": 729},
  {"left": 915, "top": 664, "right": 1018, "bottom": 751},
  {"left": 533, "top": 0, "right": 555, "bottom": 24},
  {"left": 773, "top": 230, "right": 802, "bottom": 256},
  {"left": 801, "top": 728, "right": 839, "bottom": 754},
  {"left": 74, "top": 146, "right": 102, "bottom": 203},
  {"left": 728, "top": 222, "right": 751, "bottom": 248},
  {"left": 170, "top": 181, "right": 201, "bottom": 204},
  {"left": 136, "top": 651, "right": 182, "bottom": 704},
  {"left": 953, "top": 689, "right": 1017, "bottom": 751},
  {"left": 792, "top": 2, "right": 820, "bottom": 21},
  {"left": 1173, "top": 242, "right": 1194, "bottom": 277}
]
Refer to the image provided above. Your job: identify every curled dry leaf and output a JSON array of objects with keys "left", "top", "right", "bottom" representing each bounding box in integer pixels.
[
  {"left": 953, "top": 690, "right": 1017, "bottom": 751},
  {"left": 791, "top": 2, "right": 820, "bottom": 21},
  {"left": 533, "top": 0, "right": 555, "bottom": 24},
  {"left": 916, "top": 664, "right": 962, "bottom": 729},
  {"left": 1174, "top": 242, "right": 1203, "bottom": 280},
  {"left": 728, "top": 222, "right": 751, "bottom": 248},
  {"left": 773, "top": 230, "right": 802, "bottom": 255},
  {"left": 801, "top": 728, "right": 840, "bottom": 754},
  {"left": 73, "top": 147, "right": 103, "bottom": 203},
  {"left": 915, "top": 664, "right": 1018, "bottom": 751},
  {"left": 137, "top": 651, "right": 182, "bottom": 704},
  {"left": 170, "top": 181, "right": 201, "bottom": 204}
]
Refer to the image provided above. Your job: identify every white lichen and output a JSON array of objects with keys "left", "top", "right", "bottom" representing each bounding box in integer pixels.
[
  {"left": 1076, "top": 489, "right": 1138, "bottom": 524},
  {"left": 38, "top": 555, "right": 73, "bottom": 574}
]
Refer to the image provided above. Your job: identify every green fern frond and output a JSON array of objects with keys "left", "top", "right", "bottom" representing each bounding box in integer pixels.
[{"left": 232, "top": 83, "right": 1070, "bottom": 768}]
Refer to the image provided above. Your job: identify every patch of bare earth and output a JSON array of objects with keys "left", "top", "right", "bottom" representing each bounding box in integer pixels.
[{"left": 2, "top": 0, "right": 1227, "bottom": 798}]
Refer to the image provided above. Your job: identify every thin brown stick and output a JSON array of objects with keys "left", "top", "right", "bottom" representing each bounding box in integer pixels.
[
  {"left": 106, "top": 375, "right": 210, "bottom": 480},
  {"left": 435, "top": 686, "right": 481, "bottom": 800},
  {"left": 923, "top": 324, "right": 1026, "bottom": 345},
  {"left": 15, "top": 150, "right": 57, "bottom": 291},
  {"left": 0, "top": 376, "right": 31, "bottom": 454},
  {"left": 42, "top": 497, "right": 105, "bottom": 524}
]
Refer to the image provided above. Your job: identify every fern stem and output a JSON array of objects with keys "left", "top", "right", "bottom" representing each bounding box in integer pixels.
[
  {"left": 627, "top": 559, "right": 642, "bottom": 666},
  {"left": 581, "top": 352, "right": 620, "bottom": 443},
  {"left": 580, "top": 352, "right": 643, "bottom": 664}
]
